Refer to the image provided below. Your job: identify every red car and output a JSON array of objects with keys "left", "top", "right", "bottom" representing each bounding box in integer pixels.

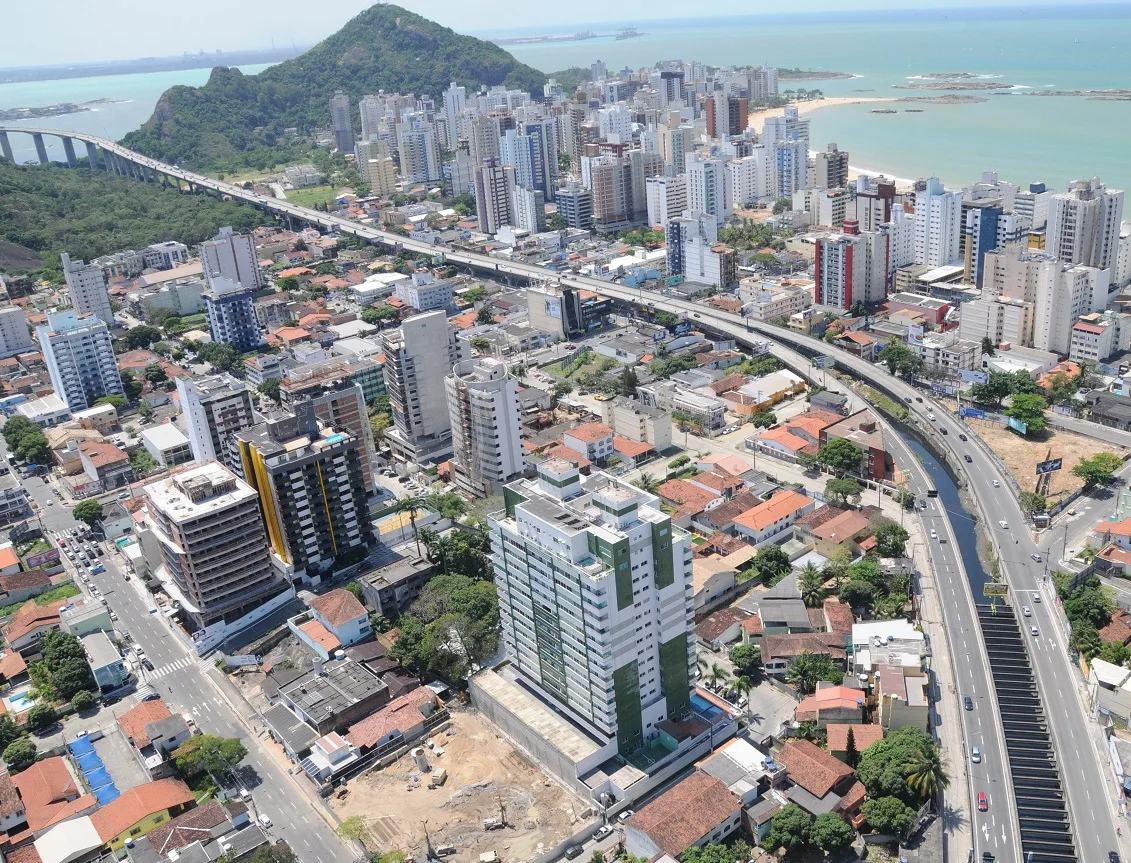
[{"left": 977, "top": 792, "right": 989, "bottom": 812}]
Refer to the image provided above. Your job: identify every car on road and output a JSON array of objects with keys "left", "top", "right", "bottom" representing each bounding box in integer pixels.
[
  {"left": 964, "top": 454, "right": 973, "bottom": 463},
  {"left": 141, "top": 692, "right": 161, "bottom": 702},
  {"left": 904, "top": 396, "right": 912, "bottom": 403},
  {"left": 1022, "top": 606, "right": 1032, "bottom": 617},
  {"left": 998, "top": 520, "right": 1009, "bottom": 529},
  {"left": 617, "top": 810, "right": 634, "bottom": 823},
  {"left": 929, "top": 529, "right": 938, "bottom": 540},
  {"left": 45, "top": 500, "right": 52, "bottom": 506},
  {"left": 959, "top": 434, "right": 968, "bottom": 441},
  {"left": 1109, "top": 852, "right": 1121, "bottom": 863},
  {"left": 940, "top": 428, "right": 948, "bottom": 435},
  {"left": 964, "top": 696, "right": 974, "bottom": 711},
  {"left": 977, "top": 792, "right": 988, "bottom": 811},
  {"left": 1030, "top": 625, "right": 1039, "bottom": 636},
  {"left": 970, "top": 746, "right": 981, "bottom": 763},
  {"left": 992, "top": 479, "right": 1000, "bottom": 487},
  {"left": 1033, "top": 592, "right": 1041, "bottom": 603},
  {"left": 927, "top": 413, "right": 936, "bottom": 421},
  {"left": 142, "top": 658, "right": 154, "bottom": 671},
  {"left": 1030, "top": 553, "right": 1042, "bottom": 562},
  {"left": 593, "top": 826, "right": 614, "bottom": 841},
  {"left": 109, "top": 611, "right": 117, "bottom": 621},
  {"left": 565, "top": 847, "right": 583, "bottom": 860},
  {"left": 915, "top": 396, "right": 923, "bottom": 402}
]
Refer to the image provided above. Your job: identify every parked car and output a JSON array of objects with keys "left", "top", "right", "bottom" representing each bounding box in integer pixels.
[
  {"left": 593, "top": 825, "right": 614, "bottom": 841},
  {"left": 565, "top": 847, "right": 583, "bottom": 860},
  {"left": 617, "top": 810, "right": 635, "bottom": 823}
]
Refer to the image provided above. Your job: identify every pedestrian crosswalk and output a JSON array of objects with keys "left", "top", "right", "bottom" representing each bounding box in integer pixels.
[{"left": 148, "top": 655, "right": 212, "bottom": 679}]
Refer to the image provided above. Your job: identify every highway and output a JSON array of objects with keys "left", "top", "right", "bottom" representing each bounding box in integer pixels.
[{"left": 3, "top": 125, "right": 1122, "bottom": 860}]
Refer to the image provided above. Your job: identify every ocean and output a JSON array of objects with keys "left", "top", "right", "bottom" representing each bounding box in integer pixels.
[{"left": 3, "top": 5, "right": 1131, "bottom": 193}]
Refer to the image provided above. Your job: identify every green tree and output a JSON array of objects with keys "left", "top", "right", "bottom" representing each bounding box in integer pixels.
[
  {"left": 753, "top": 545, "right": 791, "bottom": 585},
  {"left": 826, "top": 477, "right": 864, "bottom": 507},
  {"left": 905, "top": 746, "right": 950, "bottom": 799},
  {"left": 635, "top": 473, "right": 661, "bottom": 493},
  {"left": 1097, "top": 640, "right": 1130, "bottom": 666},
  {"left": 1005, "top": 392, "right": 1048, "bottom": 434},
  {"left": 3, "top": 739, "right": 36, "bottom": 773},
  {"left": 1063, "top": 579, "right": 1113, "bottom": 629},
  {"left": 894, "top": 487, "right": 916, "bottom": 510},
  {"left": 1071, "top": 452, "right": 1124, "bottom": 486},
  {"left": 707, "top": 662, "right": 730, "bottom": 690},
  {"left": 195, "top": 342, "right": 244, "bottom": 373},
  {"left": 1017, "top": 491, "right": 1046, "bottom": 513},
  {"left": 26, "top": 704, "right": 57, "bottom": 732},
  {"left": 1070, "top": 621, "right": 1102, "bottom": 658},
  {"left": 861, "top": 796, "right": 917, "bottom": 836},
  {"left": 981, "top": 336, "right": 996, "bottom": 357},
  {"left": 772, "top": 198, "right": 792, "bottom": 215},
  {"left": 748, "top": 410, "right": 777, "bottom": 429},
  {"left": 874, "top": 522, "right": 909, "bottom": 557},
  {"left": 547, "top": 213, "right": 568, "bottom": 230},
  {"left": 822, "top": 544, "right": 852, "bottom": 587},
  {"left": 969, "top": 372, "right": 1015, "bottom": 407},
  {"left": 786, "top": 652, "right": 841, "bottom": 695},
  {"left": 799, "top": 563, "right": 826, "bottom": 607},
  {"left": 73, "top": 500, "right": 104, "bottom": 527},
  {"left": 764, "top": 804, "right": 812, "bottom": 851},
  {"left": 257, "top": 378, "right": 282, "bottom": 402},
  {"left": 844, "top": 725, "right": 860, "bottom": 768},
  {"left": 119, "top": 370, "right": 144, "bottom": 402},
  {"left": 618, "top": 366, "right": 639, "bottom": 396},
  {"left": 476, "top": 307, "right": 495, "bottom": 325},
  {"left": 818, "top": 438, "right": 864, "bottom": 475},
  {"left": 70, "top": 690, "right": 97, "bottom": 712},
  {"left": 877, "top": 341, "right": 924, "bottom": 380},
  {"left": 857, "top": 726, "right": 939, "bottom": 804},
  {"left": 0, "top": 716, "right": 20, "bottom": 753},
  {"left": 360, "top": 305, "right": 398, "bottom": 324},
  {"left": 173, "top": 734, "right": 248, "bottom": 777},
  {"left": 728, "top": 644, "right": 761, "bottom": 677},
  {"left": 130, "top": 448, "right": 159, "bottom": 477},
  {"left": 469, "top": 337, "right": 491, "bottom": 353},
  {"left": 811, "top": 811, "right": 854, "bottom": 852},
  {"left": 143, "top": 363, "right": 168, "bottom": 385},
  {"left": 337, "top": 815, "right": 369, "bottom": 842},
  {"left": 94, "top": 394, "right": 128, "bottom": 410},
  {"left": 119, "top": 325, "right": 164, "bottom": 350},
  {"left": 590, "top": 852, "right": 604, "bottom": 863},
  {"left": 390, "top": 573, "right": 499, "bottom": 681}
]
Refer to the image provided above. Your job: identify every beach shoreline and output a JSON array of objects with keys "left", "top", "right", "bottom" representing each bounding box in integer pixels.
[{"left": 747, "top": 96, "right": 895, "bottom": 134}]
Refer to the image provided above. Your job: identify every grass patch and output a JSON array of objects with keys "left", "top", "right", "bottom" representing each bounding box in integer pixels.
[
  {"left": 860, "top": 385, "right": 909, "bottom": 421},
  {"left": 186, "top": 771, "right": 218, "bottom": 803},
  {"left": 286, "top": 185, "right": 337, "bottom": 208},
  {"left": 0, "top": 583, "right": 79, "bottom": 619},
  {"left": 15, "top": 538, "right": 51, "bottom": 558}
]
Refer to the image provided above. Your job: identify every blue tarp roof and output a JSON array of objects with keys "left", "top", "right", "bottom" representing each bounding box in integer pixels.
[
  {"left": 93, "top": 785, "right": 120, "bottom": 806},
  {"left": 75, "top": 751, "right": 102, "bottom": 771},
  {"left": 68, "top": 737, "right": 95, "bottom": 756},
  {"left": 84, "top": 767, "right": 113, "bottom": 790}
]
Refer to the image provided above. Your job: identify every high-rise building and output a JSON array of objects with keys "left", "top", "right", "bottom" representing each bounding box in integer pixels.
[
  {"left": 1046, "top": 177, "right": 1125, "bottom": 271},
  {"left": 814, "top": 143, "right": 849, "bottom": 190},
  {"left": 203, "top": 277, "right": 260, "bottom": 352},
  {"left": 1013, "top": 183, "right": 1051, "bottom": 230},
  {"left": 490, "top": 461, "right": 695, "bottom": 756},
  {"left": 358, "top": 94, "right": 383, "bottom": 143},
  {"left": 704, "top": 95, "right": 749, "bottom": 138},
  {"left": 0, "top": 307, "right": 34, "bottom": 358},
  {"left": 443, "top": 151, "right": 476, "bottom": 197},
  {"left": 749, "top": 65, "right": 779, "bottom": 103},
  {"left": 961, "top": 202, "right": 1031, "bottom": 286},
  {"left": 772, "top": 139, "right": 808, "bottom": 199},
  {"left": 814, "top": 222, "right": 890, "bottom": 309},
  {"left": 555, "top": 182, "right": 594, "bottom": 230},
  {"left": 762, "top": 106, "right": 810, "bottom": 154},
  {"left": 468, "top": 113, "right": 514, "bottom": 172},
  {"left": 37, "top": 310, "right": 124, "bottom": 412},
  {"left": 445, "top": 358, "right": 524, "bottom": 499},
  {"left": 396, "top": 117, "right": 442, "bottom": 183},
  {"left": 880, "top": 202, "right": 916, "bottom": 273},
  {"left": 200, "top": 227, "right": 263, "bottom": 292},
  {"left": 280, "top": 372, "right": 378, "bottom": 496},
  {"left": 442, "top": 83, "right": 467, "bottom": 151},
  {"left": 667, "top": 211, "right": 737, "bottom": 290},
  {"left": 645, "top": 175, "right": 688, "bottom": 229},
  {"left": 237, "top": 403, "right": 374, "bottom": 583},
  {"left": 654, "top": 69, "right": 686, "bottom": 107},
  {"left": 362, "top": 156, "right": 398, "bottom": 197},
  {"left": 588, "top": 152, "right": 662, "bottom": 234},
  {"left": 913, "top": 178, "right": 963, "bottom": 267},
  {"left": 330, "top": 91, "right": 353, "bottom": 153},
  {"left": 514, "top": 187, "right": 547, "bottom": 233},
  {"left": 143, "top": 462, "right": 285, "bottom": 630},
  {"left": 852, "top": 177, "right": 898, "bottom": 232},
  {"left": 726, "top": 148, "right": 775, "bottom": 208},
  {"left": 687, "top": 155, "right": 733, "bottom": 229},
  {"left": 659, "top": 124, "right": 694, "bottom": 175},
  {"left": 177, "top": 375, "right": 257, "bottom": 477},
  {"left": 474, "top": 157, "right": 517, "bottom": 235},
  {"left": 382, "top": 310, "right": 467, "bottom": 464},
  {"left": 60, "top": 253, "right": 113, "bottom": 326},
  {"left": 597, "top": 103, "right": 633, "bottom": 142}
]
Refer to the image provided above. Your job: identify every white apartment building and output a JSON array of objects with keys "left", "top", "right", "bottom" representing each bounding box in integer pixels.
[
  {"left": 597, "top": 103, "right": 633, "bottom": 142},
  {"left": 773, "top": 139, "right": 808, "bottom": 199},
  {"left": 1070, "top": 312, "right": 1131, "bottom": 364},
  {"left": 762, "top": 106, "right": 810, "bottom": 153},
  {"left": 1047, "top": 178, "right": 1124, "bottom": 271},
  {"left": 660, "top": 125, "right": 694, "bottom": 175},
  {"left": 880, "top": 203, "right": 916, "bottom": 272},
  {"left": 958, "top": 295, "right": 1035, "bottom": 349},
  {"left": 1117, "top": 222, "right": 1131, "bottom": 288},
  {"left": 444, "top": 151, "right": 476, "bottom": 197},
  {"left": 514, "top": 186, "right": 546, "bottom": 234},
  {"left": 726, "top": 148, "right": 775, "bottom": 208},
  {"left": 737, "top": 280, "right": 813, "bottom": 321},
  {"left": 201, "top": 227, "right": 262, "bottom": 291},
  {"left": 490, "top": 461, "right": 695, "bottom": 757},
  {"left": 445, "top": 358, "right": 524, "bottom": 499},
  {"left": 645, "top": 175, "right": 688, "bottom": 229},
  {"left": 474, "top": 157, "right": 517, "bottom": 236},
  {"left": 358, "top": 94, "right": 383, "bottom": 143},
  {"left": 396, "top": 117, "right": 442, "bottom": 183},
  {"left": 1014, "top": 184, "right": 1052, "bottom": 230},
  {"left": 60, "top": 253, "right": 114, "bottom": 326},
  {"left": 37, "top": 310, "right": 124, "bottom": 412},
  {"left": 382, "top": 310, "right": 468, "bottom": 464},
  {"left": 176, "top": 374, "right": 257, "bottom": 477},
  {"left": 600, "top": 397, "right": 673, "bottom": 450},
  {"left": 394, "top": 271, "right": 453, "bottom": 312},
  {"left": 793, "top": 187, "right": 849, "bottom": 228},
  {"left": 442, "top": 82, "right": 467, "bottom": 150},
  {"left": 909, "top": 331, "right": 983, "bottom": 377},
  {"left": 913, "top": 178, "right": 963, "bottom": 267},
  {"left": 667, "top": 211, "right": 736, "bottom": 290},
  {"left": 0, "top": 307, "right": 34, "bottom": 358},
  {"left": 686, "top": 156, "right": 733, "bottom": 229}
]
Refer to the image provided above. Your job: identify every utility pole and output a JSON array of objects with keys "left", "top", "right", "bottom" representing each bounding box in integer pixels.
[{"left": 496, "top": 792, "right": 507, "bottom": 827}]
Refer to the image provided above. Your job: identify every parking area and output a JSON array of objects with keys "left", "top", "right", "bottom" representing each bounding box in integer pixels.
[
  {"left": 742, "top": 682, "right": 799, "bottom": 743},
  {"left": 92, "top": 726, "right": 149, "bottom": 792}
]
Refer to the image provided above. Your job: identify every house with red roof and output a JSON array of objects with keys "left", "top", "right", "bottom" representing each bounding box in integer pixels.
[
  {"left": 794, "top": 684, "right": 865, "bottom": 727},
  {"left": 732, "top": 490, "right": 818, "bottom": 543},
  {"left": 777, "top": 739, "right": 866, "bottom": 822},
  {"left": 623, "top": 770, "right": 742, "bottom": 860},
  {"left": 307, "top": 589, "right": 371, "bottom": 648}
]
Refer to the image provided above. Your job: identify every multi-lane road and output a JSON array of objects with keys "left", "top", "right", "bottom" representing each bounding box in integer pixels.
[
  {"left": 6, "top": 444, "right": 356, "bottom": 863},
  {"left": 5, "top": 125, "right": 1125, "bottom": 860}
]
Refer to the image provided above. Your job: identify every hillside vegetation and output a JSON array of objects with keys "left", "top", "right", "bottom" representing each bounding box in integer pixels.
[
  {"left": 121, "top": 4, "right": 547, "bottom": 171},
  {"left": 0, "top": 160, "right": 264, "bottom": 270}
]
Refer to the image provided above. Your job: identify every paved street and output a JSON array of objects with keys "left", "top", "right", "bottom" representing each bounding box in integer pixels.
[{"left": 3, "top": 442, "right": 358, "bottom": 863}]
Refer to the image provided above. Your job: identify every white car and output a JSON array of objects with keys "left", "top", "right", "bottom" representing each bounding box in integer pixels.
[
  {"left": 998, "top": 520, "right": 1009, "bottom": 529},
  {"left": 992, "top": 479, "right": 1000, "bottom": 488},
  {"left": 929, "top": 529, "right": 938, "bottom": 540},
  {"left": 1030, "top": 625, "right": 1039, "bottom": 636},
  {"left": 258, "top": 814, "right": 272, "bottom": 828},
  {"left": 1022, "top": 606, "right": 1032, "bottom": 617}
]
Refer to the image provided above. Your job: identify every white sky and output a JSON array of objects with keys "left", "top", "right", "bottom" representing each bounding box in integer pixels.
[{"left": 3, "top": 0, "right": 1107, "bottom": 69}]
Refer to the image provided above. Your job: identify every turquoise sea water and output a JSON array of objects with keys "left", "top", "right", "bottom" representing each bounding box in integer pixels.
[{"left": 3, "top": 6, "right": 1131, "bottom": 193}]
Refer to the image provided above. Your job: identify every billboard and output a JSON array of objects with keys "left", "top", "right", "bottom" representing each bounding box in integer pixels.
[
  {"left": 653, "top": 330, "right": 667, "bottom": 342},
  {"left": 224, "top": 654, "right": 262, "bottom": 668},
  {"left": 1035, "top": 458, "right": 1063, "bottom": 475},
  {"left": 25, "top": 549, "right": 60, "bottom": 569},
  {"left": 983, "top": 582, "right": 1009, "bottom": 597},
  {"left": 931, "top": 382, "right": 956, "bottom": 396},
  {"left": 1007, "top": 416, "right": 1028, "bottom": 435},
  {"left": 814, "top": 356, "right": 836, "bottom": 369},
  {"left": 959, "top": 406, "right": 986, "bottom": 420},
  {"left": 665, "top": 274, "right": 684, "bottom": 287},
  {"left": 907, "top": 324, "right": 925, "bottom": 338},
  {"left": 960, "top": 370, "right": 989, "bottom": 385},
  {"left": 673, "top": 322, "right": 693, "bottom": 335}
]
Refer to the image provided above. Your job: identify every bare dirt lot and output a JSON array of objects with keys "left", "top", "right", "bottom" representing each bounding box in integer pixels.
[
  {"left": 333, "top": 710, "right": 592, "bottom": 863},
  {"left": 969, "top": 419, "right": 1126, "bottom": 504}
]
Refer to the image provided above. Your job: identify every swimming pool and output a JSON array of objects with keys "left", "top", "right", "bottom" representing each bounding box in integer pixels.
[
  {"left": 690, "top": 692, "right": 722, "bottom": 719},
  {"left": 4, "top": 688, "right": 35, "bottom": 714}
]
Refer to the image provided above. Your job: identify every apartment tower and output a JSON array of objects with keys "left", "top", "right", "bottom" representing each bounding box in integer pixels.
[{"left": 445, "top": 358, "right": 525, "bottom": 500}]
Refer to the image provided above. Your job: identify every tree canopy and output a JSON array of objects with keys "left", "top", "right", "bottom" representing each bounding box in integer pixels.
[
  {"left": 818, "top": 438, "right": 863, "bottom": 474},
  {"left": 1, "top": 415, "right": 50, "bottom": 464},
  {"left": 73, "top": 500, "right": 104, "bottom": 527},
  {"left": 27, "top": 631, "right": 97, "bottom": 702},
  {"left": 825, "top": 477, "right": 864, "bottom": 506},
  {"left": 786, "top": 651, "right": 841, "bottom": 695},
  {"left": 1005, "top": 392, "right": 1048, "bottom": 434},
  {"left": 874, "top": 522, "right": 909, "bottom": 557},
  {"left": 1072, "top": 452, "right": 1123, "bottom": 486},
  {"left": 764, "top": 804, "right": 812, "bottom": 851},
  {"left": 856, "top": 725, "right": 942, "bottom": 805},
  {"left": 877, "top": 341, "right": 923, "bottom": 380},
  {"left": 173, "top": 734, "right": 248, "bottom": 777}
]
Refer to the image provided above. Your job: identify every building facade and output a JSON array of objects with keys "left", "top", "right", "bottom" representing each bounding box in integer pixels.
[
  {"left": 60, "top": 253, "right": 114, "bottom": 326},
  {"left": 37, "top": 310, "right": 124, "bottom": 412},
  {"left": 203, "top": 277, "right": 261, "bottom": 352},
  {"left": 200, "top": 228, "right": 263, "bottom": 292},
  {"left": 446, "top": 358, "right": 525, "bottom": 499},
  {"left": 176, "top": 375, "right": 257, "bottom": 477},
  {"left": 1047, "top": 177, "right": 1124, "bottom": 271}
]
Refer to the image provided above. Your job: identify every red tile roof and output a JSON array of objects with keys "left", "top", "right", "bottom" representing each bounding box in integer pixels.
[
  {"left": 778, "top": 739, "right": 854, "bottom": 798},
  {"left": 823, "top": 600, "right": 855, "bottom": 635},
  {"left": 612, "top": 436, "right": 654, "bottom": 459},
  {"left": 12, "top": 757, "right": 95, "bottom": 832},
  {"left": 565, "top": 422, "right": 613, "bottom": 444},
  {"left": 795, "top": 686, "right": 865, "bottom": 721},
  {"left": 826, "top": 723, "right": 884, "bottom": 754},
  {"left": 118, "top": 698, "right": 172, "bottom": 749},
  {"left": 3, "top": 598, "right": 68, "bottom": 645},
  {"left": 695, "top": 608, "right": 752, "bottom": 642},
  {"left": 733, "top": 490, "right": 814, "bottom": 533},
  {"left": 624, "top": 770, "right": 740, "bottom": 857},
  {"left": 1099, "top": 609, "right": 1131, "bottom": 646},
  {"left": 689, "top": 469, "right": 744, "bottom": 495},
  {"left": 143, "top": 800, "right": 236, "bottom": 856},
  {"left": 0, "top": 649, "right": 27, "bottom": 682},
  {"left": 78, "top": 440, "right": 129, "bottom": 469},
  {"left": 298, "top": 619, "right": 342, "bottom": 653},
  {"left": 346, "top": 688, "right": 436, "bottom": 750},
  {"left": 309, "top": 589, "right": 367, "bottom": 628},
  {"left": 90, "top": 779, "right": 194, "bottom": 842},
  {"left": 656, "top": 480, "right": 717, "bottom": 510},
  {"left": 0, "top": 769, "right": 20, "bottom": 819}
]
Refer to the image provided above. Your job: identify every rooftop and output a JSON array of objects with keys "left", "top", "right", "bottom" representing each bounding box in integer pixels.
[
  {"left": 118, "top": 698, "right": 173, "bottom": 749},
  {"left": 826, "top": 723, "right": 884, "bottom": 753},
  {"left": 309, "top": 589, "right": 368, "bottom": 628},
  {"left": 778, "top": 738, "right": 854, "bottom": 798},
  {"left": 90, "top": 778, "right": 194, "bottom": 841},
  {"left": 733, "top": 490, "right": 814, "bottom": 532},
  {"left": 624, "top": 770, "right": 740, "bottom": 858},
  {"left": 346, "top": 687, "right": 437, "bottom": 750}
]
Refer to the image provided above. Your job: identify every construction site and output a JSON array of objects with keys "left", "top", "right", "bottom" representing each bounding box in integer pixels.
[{"left": 332, "top": 710, "right": 594, "bottom": 863}]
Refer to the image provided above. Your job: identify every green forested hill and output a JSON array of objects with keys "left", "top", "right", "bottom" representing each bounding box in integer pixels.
[
  {"left": 120, "top": 4, "right": 547, "bottom": 170},
  {"left": 0, "top": 161, "right": 264, "bottom": 270}
]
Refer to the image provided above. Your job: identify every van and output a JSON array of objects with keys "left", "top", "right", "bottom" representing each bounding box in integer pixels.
[{"left": 258, "top": 813, "right": 272, "bottom": 828}]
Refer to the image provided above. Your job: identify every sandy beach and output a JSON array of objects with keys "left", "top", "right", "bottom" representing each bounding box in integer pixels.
[{"left": 747, "top": 96, "right": 895, "bottom": 134}]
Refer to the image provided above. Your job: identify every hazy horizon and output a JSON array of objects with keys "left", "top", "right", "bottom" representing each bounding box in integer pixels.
[{"left": 4, "top": 0, "right": 1123, "bottom": 70}]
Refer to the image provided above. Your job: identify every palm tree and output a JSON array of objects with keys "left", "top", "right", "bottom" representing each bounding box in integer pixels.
[
  {"left": 708, "top": 663, "right": 730, "bottom": 690},
  {"left": 392, "top": 496, "right": 427, "bottom": 557},
  {"left": 635, "top": 473, "right": 661, "bottom": 493},
  {"left": 906, "top": 747, "right": 951, "bottom": 800},
  {"left": 799, "top": 563, "right": 826, "bottom": 607}
]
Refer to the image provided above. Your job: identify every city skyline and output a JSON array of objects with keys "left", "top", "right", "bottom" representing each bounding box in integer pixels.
[{"left": 3, "top": 1, "right": 1118, "bottom": 69}]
